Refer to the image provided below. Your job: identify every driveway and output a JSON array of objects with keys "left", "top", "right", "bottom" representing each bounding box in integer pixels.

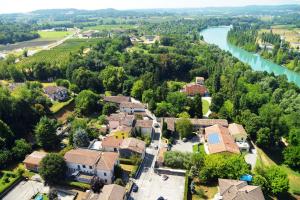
[
  {"left": 3, "top": 180, "right": 49, "bottom": 200},
  {"left": 245, "top": 147, "right": 257, "bottom": 169},
  {"left": 172, "top": 136, "right": 200, "bottom": 153}
]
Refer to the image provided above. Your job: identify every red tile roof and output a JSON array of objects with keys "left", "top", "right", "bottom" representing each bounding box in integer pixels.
[
  {"left": 120, "top": 137, "right": 146, "bottom": 154},
  {"left": 205, "top": 124, "right": 240, "bottom": 154},
  {"left": 135, "top": 120, "right": 153, "bottom": 128},
  {"left": 23, "top": 151, "right": 47, "bottom": 166},
  {"left": 102, "top": 136, "right": 123, "bottom": 148},
  {"left": 181, "top": 83, "right": 207, "bottom": 96}
]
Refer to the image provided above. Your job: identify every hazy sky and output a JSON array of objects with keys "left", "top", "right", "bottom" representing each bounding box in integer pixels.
[{"left": 0, "top": 0, "right": 299, "bottom": 14}]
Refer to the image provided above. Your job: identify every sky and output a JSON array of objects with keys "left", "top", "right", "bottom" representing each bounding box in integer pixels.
[{"left": 0, "top": 0, "right": 299, "bottom": 14}]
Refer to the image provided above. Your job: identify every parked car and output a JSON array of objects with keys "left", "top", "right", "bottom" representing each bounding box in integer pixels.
[
  {"left": 157, "top": 197, "right": 165, "bottom": 200},
  {"left": 182, "top": 138, "right": 187, "bottom": 142},
  {"left": 154, "top": 144, "right": 159, "bottom": 149},
  {"left": 162, "top": 175, "right": 169, "bottom": 181},
  {"left": 154, "top": 123, "right": 160, "bottom": 128},
  {"left": 132, "top": 184, "right": 139, "bottom": 192}
]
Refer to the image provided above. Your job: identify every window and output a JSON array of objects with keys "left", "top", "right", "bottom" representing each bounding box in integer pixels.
[
  {"left": 105, "top": 179, "right": 107, "bottom": 183},
  {"left": 83, "top": 165, "right": 86, "bottom": 168},
  {"left": 89, "top": 166, "right": 92, "bottom": 169},
  {"left": 77, "top": 165, "right": 80, "bottom": 169},
  {"left": 114, "top": 148, "right": 117, "bottom": 152},
  {"left": 104, "top": 172, "right": 107, "bottom": 176}
]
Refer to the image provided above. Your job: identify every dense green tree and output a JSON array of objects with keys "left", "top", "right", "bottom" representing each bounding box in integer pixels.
[
  {"left": 193, "top": 94, "right": 203, "bottom": 118},
  {"left": 11, "top": 139, "right": 32, "bottom": 161},
  {"left": 39, "top": 153, "right": 66, "bottom": 185},
  {"left": 102, "top": 103, "right": 117, "bottom": 115},
  {"left": 256, "top": 127, "right": 271, "bottom": 147},
  {"left": 0, "top": 119, "right": 14, "bottom": 148},
  {"left": 164, "top": 151, "right": 193, "bottom": 169},
  {"left": 73, "top": 128, "right": 90, "bottom": 148},
  {"left": 264, "top": 166, "right": 289, "bottom": 195},
  {"left": 35, "top": 117, "right": 59, "bottom": 150},
  {"left": 252, "top": 174, "right": 268, "bottom": 193},
  {"left": 100, "top": 66, "right": 125, "bottom": 93},
  {"left": 175, "top": 118, "right": 193, "bottom": 139},
  {"left": 131, "top": 80, "right": 144, "bottom": 100},
  {"left": 75, "top": 90, "right": 100, "bottom": 116},
  {"left": 283, "top": 146, "right": 300, "bottom": 170}
]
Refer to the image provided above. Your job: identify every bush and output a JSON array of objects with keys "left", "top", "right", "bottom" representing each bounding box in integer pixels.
[{"left": 164, "top": 151, "right": 193, "bottom": 169}]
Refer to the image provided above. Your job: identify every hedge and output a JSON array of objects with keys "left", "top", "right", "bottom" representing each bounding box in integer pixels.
[
  {"left": 183, "top": 173, "right": 190, "bottom": 200},
  {"left": 119, "top": 158, "right": 135, "bottom": 165},
  {"left": 0, "top": 171, "right": 22, "bottom": 196},
  {"left": 63, "top": 181, "right": 90, "bottom": 190}
]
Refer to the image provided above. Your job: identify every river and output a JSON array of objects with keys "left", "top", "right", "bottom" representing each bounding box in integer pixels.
[{"left": 200, "top": 26, "right": 300, "bottom": 87}]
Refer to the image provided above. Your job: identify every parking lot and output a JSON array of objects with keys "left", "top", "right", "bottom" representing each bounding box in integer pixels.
[
  {"left": 3, "top": 180, "right": 49, "bottom": 200},
  {"left": 171, "top": 136, "right": 200, "bottom": 153},
  {"left": 131, "top": 170, "right": 185, "bottom": 200}
]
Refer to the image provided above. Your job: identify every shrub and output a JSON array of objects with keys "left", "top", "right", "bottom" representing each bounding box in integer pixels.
[{"left": 64, "top": 181, "right": 90, "bottom": 190}]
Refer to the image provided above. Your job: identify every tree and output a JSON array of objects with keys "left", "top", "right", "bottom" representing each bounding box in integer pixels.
[
  {"left": 114, "top": 178, "right": 125, "bottom": 186},
  {"left": 35, "top": 117, "right": 59, "bottom": 150},
  {"left": 164, "top": 151, "right": 193, "bottom": 169},
  {"left": 75, "top": 90, "right": 100, "bottom": 116},
  {"left": 283, "top": 146, "right": 300, "bottom": 170},
  {"left": 39, "top": 153, "right": 66, "bottom": 185},
  {"left": 100, "top": 66, "right": 125, "bottom": 93},
  {"left": 131, "top": 80, "right": 144, "bottom": 100},
  {"left": 264, "top": 166, "right": 289, "bottom": 195},
  {"left": 11, "top": 139, "right": 32, "bottom": 161},
  {"left": 253, "top": 174, "right": 268, "bottom": 193},
  {"left": 72, "top": 67, "right": 102, "bottom": 93},
  {"left": 193, "top": 94, "right": 203, "bottom": 118},
  {"left": 256, "top": 127, "right": 271, "bottom": 147},
  {"left": 102, "top": 103, "right": 117, "bottom": 115},
  {"left": 73, "top": 128, "right": 90, "bottom": 147},
  {"left": 91, "top": 176, "right": 104, "bottom": 193},
  {"left": 199, "top": 154, "right": 249, "bottom": 184},
  {"left": 0, "top": 119, "right": 14, "bottom": 148},
  {"left": 176, "top": 118, "right": 193, "bottom": 139}
]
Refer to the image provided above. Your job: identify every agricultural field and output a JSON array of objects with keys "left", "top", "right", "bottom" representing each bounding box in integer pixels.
[
  {"left": 83, "top": 24, "right": 137, "bottom": 31},
  {"left": 37, "top": 30, "right": 72, "bottom": 40},
  {"left": 259, "top": 26, "right": 300, "bottom": 48},
  {"left": 17, "top": 38, "right": 100, "bottom": 69}
]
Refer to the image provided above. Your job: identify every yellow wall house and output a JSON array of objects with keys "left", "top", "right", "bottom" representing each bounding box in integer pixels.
[{"left": 110, "top": 125, "right": 132, "bottom": 139}]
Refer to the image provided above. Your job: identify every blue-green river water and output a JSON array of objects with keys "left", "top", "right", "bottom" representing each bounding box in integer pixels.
[{"left": 200, "top": 26, "right": 300, "bottom": 87}]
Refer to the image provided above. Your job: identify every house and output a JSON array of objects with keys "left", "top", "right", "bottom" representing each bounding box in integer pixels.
[
  {"left": 119, "top": 102, "right": 145, "bottom": 114},
  {"left": 23, "top": 151, "right": 47, "bottom": 172},
  {"left": 110, "top": 125, "right": 132, "bottom": 139},
  {"left": 64, "top": 149, "right": 119, "bottom": 184},
  {"left": 43, "top": 86, "right": 68, "bottom": 101},
  {"left": 135, "top": 120, "right": 153, "bottom": 137},
  {"left": 83, "top": 184, "right": 126, "bottom": 200},
  {"left": 214, "top": 178, "right": 265, "bottom": 200},
  {"left": 119, "top": 137, "right": 146, "bottom": 159},
  {"left": 107, "top": 112, "right": 135, "bottom": 132},
  {"left": 228, "top": 123, "right": 250, "bottom": 152},
  {"left": 180, "top": 77, "right": 208, "bottom": 96},
  {"left": 103, "top": 96, "right": 131, "bottom": 104},
  {"left": 101, "top": 136, "right": 123, "bottom": 152},
  {"left": 196, "top": 77, "right": 205, "bottom": 85},
  {"left": 98, "top": 184, "right": 126, "bottom": 200},
  {"left": 164, "top": 118, "right": 228, "bottom": 134},
  {"left": 204, "top": 124, "right": 240, "bottom": 154}
]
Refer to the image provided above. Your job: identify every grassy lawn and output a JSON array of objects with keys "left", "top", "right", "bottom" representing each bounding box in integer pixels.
[
  {"left": 37, "top": 31, "right": 71, "bottom": 40},
  {"left": 120, "top": 164, "right": 135, "bottom": 173},
  {"left": 193, "top": 143, "right": 205, "bottom": 154},
  {"left": 192, "top": 181, "right": 218, "bottom": 200},
  {"left": 256, "top": 147, "right": 300, "bottom": 195},
  {"left": 0, "top": 171, "right": 21, "bottom": 195},
  {"left": 202, "top": 99, "right": 210, "bottom": 115},
  {"left": 50, "top": 98, "right": 74, "bottom": 114}
]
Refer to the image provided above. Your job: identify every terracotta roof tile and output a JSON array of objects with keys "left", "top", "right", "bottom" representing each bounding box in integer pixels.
[
  {"left": 120, "top": 102, "right": 145, "bottom": 109},
  {"left": 228, "top": 123, "right": 247, "bottom": 137},
  {"left": 23, "top": 151, "right": 47, "bottom": 166},
  {"left": 103, "top": 96, "right": 130, "bottom": 104},
  {"left": 96, "top": 152, "right": 118, "bottom": 171},
  {"left": 64, "top": 149, "right": 101, "bottom": 166},
  {"left": 135, "top": 120, "right": 153, "bottom": 128},
  {"left": 98, "top": 184, "right": 126, "bottom": 200},
  {"left": 120, "top": 137, "right": 146, "bottom": 154},
  {"left": 102, "top": 136, "right": 123, "bottom": 148}
]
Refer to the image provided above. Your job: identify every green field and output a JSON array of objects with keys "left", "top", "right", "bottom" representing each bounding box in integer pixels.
[
  {"left": 17, "top": 38, "right": 99, "bottom": 68},
  {"left": 37, "top": 31, "right": 72, "bottom": 40},
  {"left": 202, "top": 99, "right": 210, "bottom": 115}
]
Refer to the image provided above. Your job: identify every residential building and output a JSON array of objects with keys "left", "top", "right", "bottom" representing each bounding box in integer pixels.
[
  {"left": 164, "top": 118, "right": 228, "bottom": 133},
  {"left": 101, "top": 136, "right": 123, "bottom": 152},
  {"left": 103, "top": 95, "right": 131, "bottom": 104},
  {"left": 110, "top": 125, "right": 132, "bottom": 139},
  {"left": 214, "top": 178, "right": 265, "bottom": 200},
  {"left": 23, "top": 151, "right": 47, "bottom": 172},
  {"left": 119, "top": 137, "right": 146, "bottom": 159},
  {"left": 43, "top": 86, "right": 68, "bottom": 101},
  {"left": 83, "top": 184, "right": 126, "bottom": 200},
  {"left": 64, "top": 149, "right": 119, "bottom": 184},
  {"left": 180, "top": 77, "right": 208, "bottom": 96},
  {"left": 119, "top": 102, "right": 145, "bottom": 114},
  {"left": 204, "top": 124, "right": 240, "bottom": 154},
  {"left": 135, "top": 119, "right": 153, "bottom": 137},
  {"left": 107, "top": 112, "right": 135, "bottom": 132},
  {"left": 228, "top": 123, "right": 250, "bottom": 152}
]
